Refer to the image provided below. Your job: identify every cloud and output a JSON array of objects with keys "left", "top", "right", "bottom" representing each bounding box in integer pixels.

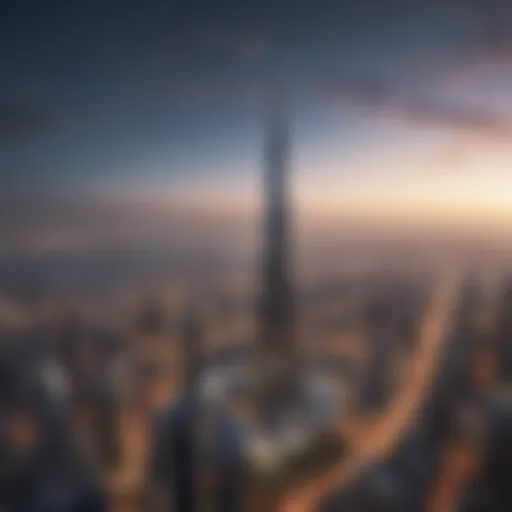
[
  {"left": 426, "top": 139, "right": 476, "bottom": 173},
  {"left": 320, "top": 75, "right": 512, "bottom": 139},
  {"left": 469, "top": 0, "right": 512, "bottom": 53},
  {"left": 202, "top": 27, "right": 271, "bottom": 63},
  {"left": 0, "top": 102, "right": 51, "bottom": 142},
  {"left": 235, "top": 33, "right": 270, "bottom": 62},
  {"left": 176, "top": 77, "right": 265, "bottom": 110}
]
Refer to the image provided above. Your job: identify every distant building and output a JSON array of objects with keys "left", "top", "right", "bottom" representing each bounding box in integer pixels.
[
  {"left": 456, "top": 384, "right": 512, "bottom": 511},
  {"left": 90, "top": 375, "right": 122, "bottom": 473},
  {"left": 390, "top": 432, "right": 440, "bottom": 511},
  {"left": 421, "top": 278, "right": 483, "bottom": 444},
  {"left": 138, "top": 297, "right": 168, "bottom": 336},
  {"left": 147, "top": 308, "right": 245, "bottom": 512},
  {"left": 257, "top": 89, "right": 299, "bottom": 419},
  {"left": 0, "top": 343, "right": 107, "bottom": 512},
  {"left": 494, "top": 279, "right": 512, "bottom": 382},
  {"left": 358, "top": 292, "right": 397, "bottom": 413},
  {"left": 392, "top": 282, "right": 426, "bottom": 351},
  {"left": 479, "top": 386, "right": 512, "bottom": 504}
]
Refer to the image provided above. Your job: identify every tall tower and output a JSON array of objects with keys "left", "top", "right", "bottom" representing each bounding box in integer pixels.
[{"left": 258, "top": 89, "right": 298, "bottom": 416}]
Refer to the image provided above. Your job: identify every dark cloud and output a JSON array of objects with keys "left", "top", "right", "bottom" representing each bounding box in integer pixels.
[
  {"left": 202, "top": 27, "right": 271, "bottom": 63},
  {"left": 177, "top": 79, "right": 265, "bottom": 110},
  {"left": 470, "top": 0, "right": 512, "bottom": 52},
  {"left": 0, "top": 102, "right": 51, "bottom": 143},
  {"left": 320, "top": 76, "right": 512, "bottom": 139},
  {"left": 236, "top": 33, "right": 270, "bottom": 62}
]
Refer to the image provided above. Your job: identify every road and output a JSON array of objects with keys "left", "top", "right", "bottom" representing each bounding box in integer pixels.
[
  {"left": 425, "top": 273, "right": 500, "bottom": 512},
  {"left": 280, "top": 270, "right": 461, "bottom": 512}
]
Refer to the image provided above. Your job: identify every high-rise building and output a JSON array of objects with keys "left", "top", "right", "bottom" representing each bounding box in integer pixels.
[
  {"left": 146, "top": 307, "right": 202, "bottom": 511},
  {"left": 147, "top": 89, "right": 346, "bottom": 509},
  {"left": 257, "top": 89, "right": 299, "bottom": 419},
  {"left": 495, "top": 279, "right": 512, "bottom": 382},
  {"left": 90, "top": 378, "right": 122, "bottom": 473},
  {"left": 0, "top": 342, "right": 107, "bottom": 512},
  {"left": 239, "top": 89, "right": 348, "bottom": 497},
  {"left": 460, "top": 385, "right": 512, "bottom": 510},
  {"left": 147, "top": 307, "right": 245, "bottom": 512}
]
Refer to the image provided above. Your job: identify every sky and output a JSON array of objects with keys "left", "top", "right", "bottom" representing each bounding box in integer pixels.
[{"left": 2, "top": 0, "right": 512, "bottom": 252}]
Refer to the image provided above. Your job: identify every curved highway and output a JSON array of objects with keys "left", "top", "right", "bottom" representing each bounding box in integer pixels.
[{"left": 280, "top": 270, "right": 461, "bottom": 512}]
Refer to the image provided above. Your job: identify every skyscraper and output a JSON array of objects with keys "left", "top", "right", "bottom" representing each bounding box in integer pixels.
[
  {"left": 147, "top": 308, "right": 202, "bottom": 512},
  {"left": 147, "top": 307, "right": 245, "bottom": 512},
  {"left": 257, "top": 89, "right": 299, "bottom": 418},
  {"left": 245, "top": 89, "right": 346, "bottom": 479}
]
